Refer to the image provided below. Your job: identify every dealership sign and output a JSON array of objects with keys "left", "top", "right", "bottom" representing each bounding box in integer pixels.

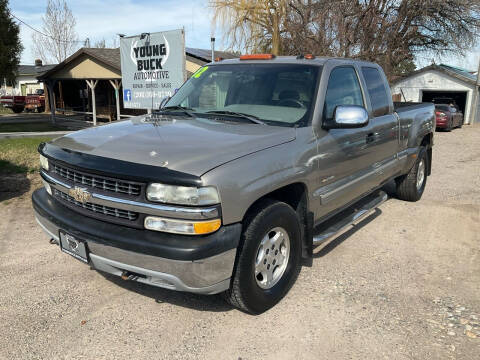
[{"left": 120, "top": 29, "right": 186, "bottom": 109}]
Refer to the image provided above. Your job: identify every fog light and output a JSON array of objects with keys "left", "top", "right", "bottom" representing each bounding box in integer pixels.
[{"left": 144, "top": 216, "right": 221, "bottom": 235}]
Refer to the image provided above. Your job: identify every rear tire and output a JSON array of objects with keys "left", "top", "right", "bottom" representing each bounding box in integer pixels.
[
  {"left": 222, "top": 199, "right": 302, "bottom": 314},
  {"left": 395, "top": 146, "right": 428, "bottom": 202},
  {"left": 446, "top": 119, "right": 453, "bottom": 132},
  {"left": 12, "top": 106, "right": 24, "bottom": 113}
]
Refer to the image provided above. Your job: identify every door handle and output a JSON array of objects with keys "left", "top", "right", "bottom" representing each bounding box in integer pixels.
[{"left": 366, "top": 133, "right": 375, "bottom": 143}]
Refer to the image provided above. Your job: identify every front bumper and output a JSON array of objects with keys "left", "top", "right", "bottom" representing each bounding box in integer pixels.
[{"left": 32, "top": 188, "right": 241, "bottom": 294}]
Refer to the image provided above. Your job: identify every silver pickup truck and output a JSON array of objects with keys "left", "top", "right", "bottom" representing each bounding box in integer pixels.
[{"left": 33, "top": 55, "right": 434, "bottom": 314}]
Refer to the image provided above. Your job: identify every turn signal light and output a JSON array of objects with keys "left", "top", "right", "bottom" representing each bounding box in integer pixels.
[{"left": 240, "top": 54, "right": 275, "bottom": 60}]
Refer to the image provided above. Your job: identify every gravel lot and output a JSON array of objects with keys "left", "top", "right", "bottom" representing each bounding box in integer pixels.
[{"left": 1, "top": 125, "right": 479, "bottom": 359}]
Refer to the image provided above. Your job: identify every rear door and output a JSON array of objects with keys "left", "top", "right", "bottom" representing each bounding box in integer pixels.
[{"left": 359, "top": 66, "right": 399, "bottom": 181}]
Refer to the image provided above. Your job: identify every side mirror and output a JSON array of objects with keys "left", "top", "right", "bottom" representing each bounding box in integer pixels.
[{"left": 325, "top": 105, "right": 369, "bottom": 129}]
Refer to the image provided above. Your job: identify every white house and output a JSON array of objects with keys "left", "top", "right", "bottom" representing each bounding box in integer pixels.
[
  {"left": 1, "top": 60, "right": 56, "bottom": 96},
  {"left": 391, "top": 64, "right": 479, "bottom": 124}
]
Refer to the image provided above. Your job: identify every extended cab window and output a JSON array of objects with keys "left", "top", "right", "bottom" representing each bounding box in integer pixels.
[
  {"left": 361, "top": 67, "right": 390, "bottom": 117},
  {"left": 167, "top": 64, "right": 320, "bottom": 127},
  {"left": 324, "top": 67, "right": 364, "bottom": 120}
]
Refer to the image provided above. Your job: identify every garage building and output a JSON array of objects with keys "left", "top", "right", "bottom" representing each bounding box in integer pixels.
[{"left": 391, "top": 64, "right": 479, "bottom": 124}]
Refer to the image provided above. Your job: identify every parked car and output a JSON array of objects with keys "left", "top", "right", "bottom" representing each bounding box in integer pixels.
[
  {"left": 25, "top": 89, "right": 46, "bottom": 113},
  {"left": 435, "top": 104, "right": 463, "bottom": 131},
  {"left": 32, "top": 55, "right": 435, "bottom": 314},
  {"left": 0, "top": 95, "right": 26, "bottom": 113}
]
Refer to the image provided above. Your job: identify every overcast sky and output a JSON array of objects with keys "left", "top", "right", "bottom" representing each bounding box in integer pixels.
[{"left": 9, "top": 0, "right": 480, "bottom": 71}]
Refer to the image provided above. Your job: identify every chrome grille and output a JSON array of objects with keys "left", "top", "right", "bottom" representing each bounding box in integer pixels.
[
  {"left": 54, "top": 189, "right": 138, "bottom": 221},
  {"left": 52, "top": 163, "right": 141, "bottom": 196}
]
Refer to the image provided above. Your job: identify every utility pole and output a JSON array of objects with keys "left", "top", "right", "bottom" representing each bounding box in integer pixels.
[
  {"left": 470, "top": 57, "right": 480, "bottom": 124},
  {"left": 475, "top": 58, "right": 480, "bottom": 123}
]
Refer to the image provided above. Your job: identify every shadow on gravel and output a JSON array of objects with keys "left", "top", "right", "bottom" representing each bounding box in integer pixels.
[
  {"left": 313, "top": 208, "right": 382, "bottom": 258},
  {"left": 100, "top": 273, "right": 234, "bottom": 313},
  {"left": 0, "top": 171, "right": 31, "bottom": 202}
]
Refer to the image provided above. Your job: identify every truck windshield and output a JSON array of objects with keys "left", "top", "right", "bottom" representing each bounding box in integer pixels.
[{"left": 165, "top": 64, "right": 320, "bottom": 127}]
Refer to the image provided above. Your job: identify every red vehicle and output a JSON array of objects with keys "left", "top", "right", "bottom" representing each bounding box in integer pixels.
[
  {"left": 25, "top": 89, "right": 46, "bottom": 113},
  {"left": 0, "top": 89, "right": 46, "bottom": 113},
  {"left": 435, "top": 104, "right": 463, "bottom": 131},
  {"left": 0, "top": 95, "right": 26, "bottom": 113}
]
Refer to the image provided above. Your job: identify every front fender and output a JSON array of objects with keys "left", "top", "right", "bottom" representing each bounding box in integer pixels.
[{"left": 201, "top": 139, "right": 316, "bottom": 225}]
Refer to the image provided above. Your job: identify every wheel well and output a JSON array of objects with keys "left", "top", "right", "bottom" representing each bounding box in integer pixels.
[
  {"left": 421, "top": 133, "right": 433, "bottom": 176},
  {"left": 242, "top": 182, "right": 312, "bottom": 260}
]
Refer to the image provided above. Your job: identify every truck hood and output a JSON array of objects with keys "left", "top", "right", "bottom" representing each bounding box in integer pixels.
[{"left": 51, "top": 115, "right": 296, "bottom": 176}]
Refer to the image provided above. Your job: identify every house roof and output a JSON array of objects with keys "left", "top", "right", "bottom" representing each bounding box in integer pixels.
[
  {"left": 185, "top": 47, "right": 238, "bottom": 62},
  {"left": 18, "top": 64, "right": 57, "bottom": 76},
  {"left": 392, "top": 64, "right": 478, "bottom": 86},
  {"left": 38, "top": 47, "right": 238, "bottom": 81},
  {"left": 37, "top": 48, "right": 121, "bottom": 80}
]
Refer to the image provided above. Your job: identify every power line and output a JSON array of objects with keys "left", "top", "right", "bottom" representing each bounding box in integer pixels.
[{"left": 9, "top": 11, "right": 84, "bottom": 44}]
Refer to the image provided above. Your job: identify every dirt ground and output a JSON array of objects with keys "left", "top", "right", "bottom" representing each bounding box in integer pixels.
[{"left": 1, "top": 125, "right": 479, "bottom": 359}]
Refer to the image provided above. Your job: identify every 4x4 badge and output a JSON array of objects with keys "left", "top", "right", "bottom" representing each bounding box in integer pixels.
[{"left": 68, "top": 187, "right": 91, "bottom": 204}]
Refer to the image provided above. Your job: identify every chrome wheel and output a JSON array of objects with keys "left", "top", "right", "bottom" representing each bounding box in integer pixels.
[
  {"left": 254, "top": 227, "right": 290, "bottom": 289},
  {"left": 416, "top": 159, "right": 425, "bottom": 190}
]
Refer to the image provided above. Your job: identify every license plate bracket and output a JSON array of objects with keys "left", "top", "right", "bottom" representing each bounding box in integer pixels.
[{"left": 59, "top": 231, "right": 89, "bottom": 263}]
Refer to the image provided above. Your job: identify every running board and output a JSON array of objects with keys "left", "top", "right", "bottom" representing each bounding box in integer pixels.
[{"left": 312, "top": 190, "right": 388, "bottom": 245}]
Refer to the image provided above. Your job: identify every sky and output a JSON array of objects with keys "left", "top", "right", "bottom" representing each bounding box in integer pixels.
[
  {"left": 10, "top": 0, "right": 215, "bottom": 65},
  {"left": 9, "top": 0, "right": 480, "bottom": 72}
]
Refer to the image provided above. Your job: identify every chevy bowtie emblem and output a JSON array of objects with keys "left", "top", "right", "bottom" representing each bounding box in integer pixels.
[{"left": 69, "top": 187, "right": 91, "bottom": 204}]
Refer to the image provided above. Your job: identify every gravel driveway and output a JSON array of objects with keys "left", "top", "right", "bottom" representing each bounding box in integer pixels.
[{"left": 1, "top": 125, "right": 479, "bottom": 359}]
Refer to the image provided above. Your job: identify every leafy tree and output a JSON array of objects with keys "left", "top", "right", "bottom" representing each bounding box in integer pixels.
[{"left": 0, "top": 0, "right": 23, "bottom": 85}]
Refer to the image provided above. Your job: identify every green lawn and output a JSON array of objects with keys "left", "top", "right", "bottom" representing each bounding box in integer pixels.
[
  {"left": 0, "top": 122, "right": 69, "bottom": 133},
  {"left": 0, "top": 137, "right": 53, "bottom": 174},
  {"left": 0, "top": 105, "right": 13, "bottom": 115}
]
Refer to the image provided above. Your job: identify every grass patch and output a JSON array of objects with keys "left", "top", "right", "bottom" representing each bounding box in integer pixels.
[
  {"left": 0, "top": 122, "right": 69, "bottom": 132},
  {"left": 0, "top": 137, "right": 53, "bottom": 174},
  {"left": 0, "top": 105, "right": 13, "bottom": 115}
]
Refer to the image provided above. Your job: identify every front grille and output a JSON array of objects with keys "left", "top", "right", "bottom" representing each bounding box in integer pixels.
[
  {"left": 54, "top": 189, "right": 138, "bottom": 221},
  {"left": 52, "top": 163, "right": 142, "bottom": 197}
]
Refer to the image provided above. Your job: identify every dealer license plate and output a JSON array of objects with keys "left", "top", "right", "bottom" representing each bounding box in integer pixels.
[{"left": 59, "top": 231, "right": 89, "bottom": 263}]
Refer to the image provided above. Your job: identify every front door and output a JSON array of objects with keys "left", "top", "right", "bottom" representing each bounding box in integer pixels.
[{"left": 314, "top": 66, "right": 374, "bottom": 221}]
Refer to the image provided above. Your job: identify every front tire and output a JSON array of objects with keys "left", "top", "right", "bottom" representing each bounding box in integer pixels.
[
  {"left": 223, "top": 199, "right": 302, "bottom": 314},
  {"left": 395, "top": 146, "right": 428, "bottom": 202}
]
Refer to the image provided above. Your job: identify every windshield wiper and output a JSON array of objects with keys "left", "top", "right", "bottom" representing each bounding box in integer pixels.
[
  {"left": 205, "top": 110, "right": 265, "bottom": 125},
  {"left": 156, "top": 105, "right": 196, "bottom": 117}
]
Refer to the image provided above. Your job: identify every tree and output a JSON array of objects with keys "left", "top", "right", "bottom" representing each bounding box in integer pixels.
[
  {"left": 0, "top": 0, "right": 22, "bottom": 85},
  {"left": 210, "top": 0, "right": 289, "bottom": 55},
  {"left": 32, "top": 0, "right": 79, "bottom": 63},
  {"left": 213, "top": 0, "right": 480, "bottom": 79},
  {"left": 93, "top": 38, "right": 106, "bottom": 48}
]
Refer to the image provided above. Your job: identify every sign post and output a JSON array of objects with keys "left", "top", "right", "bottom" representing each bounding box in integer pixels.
[{"left": 120, "top": 29, "right": 186, "bottom": 111}]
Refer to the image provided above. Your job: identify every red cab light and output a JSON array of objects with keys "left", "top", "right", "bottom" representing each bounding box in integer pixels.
[
  {"left": 304, "top": 54, "right": 315, "bottom": 59},
  {"left": 240, "top": 54, "right": 275, "bottom": 60},
  {"left": 214, "top": 57, "right": 223, "bottom": 62}
]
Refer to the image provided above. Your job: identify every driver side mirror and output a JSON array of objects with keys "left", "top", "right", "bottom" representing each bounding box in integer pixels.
[{"left": 324, "top": 105, "right": 369, "bottom": 129}]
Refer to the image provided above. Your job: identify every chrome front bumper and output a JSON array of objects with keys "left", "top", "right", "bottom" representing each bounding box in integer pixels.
[{"left": 35, "top": 209, "right": 236, "bottom": 295}]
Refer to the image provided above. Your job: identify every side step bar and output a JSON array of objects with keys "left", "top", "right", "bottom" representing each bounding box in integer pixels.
[{"left": 312, "top": 190, "right": 388, "bottom": 245}]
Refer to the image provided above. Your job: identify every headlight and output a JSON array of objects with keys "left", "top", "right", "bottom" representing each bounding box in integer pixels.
[
  {"left": 146, "top": 183, "right": 220, "bottom": 205},
  {"left": 39, "top": 154, "right": 49, "bottom": 171},
  {"left": 144, "top": 216, "right": 221, "bottom": 235}
]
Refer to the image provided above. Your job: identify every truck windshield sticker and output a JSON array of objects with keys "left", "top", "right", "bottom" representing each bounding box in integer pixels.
[{"left": 192, "top": 66, "right": 208, "bottom": 79}]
